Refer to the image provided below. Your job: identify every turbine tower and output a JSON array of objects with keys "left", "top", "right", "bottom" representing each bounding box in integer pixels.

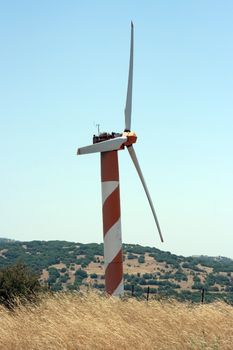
[{"left": 77, "top": 22, "right": 163, "bottom": 296}]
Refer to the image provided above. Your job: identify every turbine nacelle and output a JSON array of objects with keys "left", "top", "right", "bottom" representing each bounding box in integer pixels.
[
  {"left": 77, "top": 131, "right": 137, "bottom": 155},
  {"left": 92, "top": 131, "right": 137, "bottom": 148}
]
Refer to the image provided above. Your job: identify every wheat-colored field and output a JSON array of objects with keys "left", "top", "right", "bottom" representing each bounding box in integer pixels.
[{"left": 0, "top": 292, "right": 232, "bottom": 350}]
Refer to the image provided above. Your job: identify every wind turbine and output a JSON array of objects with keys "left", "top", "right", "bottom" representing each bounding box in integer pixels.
[{"left": 77, "top": 22, "right": 164, "bottom": 296}]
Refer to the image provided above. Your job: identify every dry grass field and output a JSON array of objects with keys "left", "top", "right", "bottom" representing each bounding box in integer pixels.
[{"left": 0, "top": 292, "right": 233, "bottom": 349}]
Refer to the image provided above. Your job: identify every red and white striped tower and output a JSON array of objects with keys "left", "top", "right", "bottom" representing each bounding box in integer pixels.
[
  {"left": 101, "top": 150, "right": 123, "bottom": 296},
  {"left": 77, "top": 23, "right": 164, "bottom": 297}
]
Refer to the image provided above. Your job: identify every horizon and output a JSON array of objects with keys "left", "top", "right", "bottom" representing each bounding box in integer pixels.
[{"left": 1, "top": 236, "right": 233, "bottom": 261}]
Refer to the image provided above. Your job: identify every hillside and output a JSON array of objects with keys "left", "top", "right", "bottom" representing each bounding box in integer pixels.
[{"left": 1, "top": 239, "right": 233, "bottom": 302}]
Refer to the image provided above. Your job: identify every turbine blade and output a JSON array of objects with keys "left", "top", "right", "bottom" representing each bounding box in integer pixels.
[
  {"left": 124, "top": 21, "right": 134, "bottom": 131},
  {"left": 77, "top": 136, "right": 127, "bottom": 155},
  {"left": 127, "top": 145, "right": 164, "bottom": 242}
]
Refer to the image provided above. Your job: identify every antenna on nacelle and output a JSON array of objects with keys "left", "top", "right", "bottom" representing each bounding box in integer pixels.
[
  {"left": 93, "top": 121, "right": 100, "bottom": 136},
  {"left": 96, "top": 124, "right": 100, "bottom": 136}
]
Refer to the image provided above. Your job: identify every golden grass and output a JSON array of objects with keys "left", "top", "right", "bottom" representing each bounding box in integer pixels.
[{"left": 0, "top": 292, "right": 233, "bottom": 349}]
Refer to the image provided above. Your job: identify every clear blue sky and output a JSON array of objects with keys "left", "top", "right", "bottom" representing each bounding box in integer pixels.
[{"left": 0, "top": 1, "right": 233, "bottom": 258}]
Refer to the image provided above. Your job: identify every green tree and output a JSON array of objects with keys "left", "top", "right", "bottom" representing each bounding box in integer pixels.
[{"left": 0, "top": 262, "right": 41, "bottom": 308}]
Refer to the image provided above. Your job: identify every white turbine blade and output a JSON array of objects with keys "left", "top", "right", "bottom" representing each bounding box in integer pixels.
[
  {"left": 124, "top": 21, "right": 134, "bottom": 131},
  {"left": 77, "top": 136, "right": 127, "bottom": 155},
  {"left": 127, "top": 145, "right": 164, "bottom": 242}
]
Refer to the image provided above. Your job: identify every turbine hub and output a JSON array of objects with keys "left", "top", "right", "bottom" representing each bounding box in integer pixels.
[{"left": 122, "top": 131, "right": 137, "bottom": 147}]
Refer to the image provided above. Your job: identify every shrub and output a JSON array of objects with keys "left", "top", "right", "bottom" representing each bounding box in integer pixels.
[
  {"left": 139, "top": 278, "right": 147, "bottom": 285},
  {"left": 138, "top": 255, "right": 145, "bottom": 264},
  {"left": 51, "top": 283, "right": 63, "bottom": 292},
  {"left": 93, "top": 283, "right": 105, "bottom": 289},
  {"left": 142, "top": 273, "right": 153, "bottom": 280},
  {"left": 59, "top": 275, "right": 69, "bottom": 283},
  {"left": 0, "top": 262, "right": 41, "bottom": 308},
  {"left": 75, "top": 269, "right": 88, "bottom": 279},
  {"left": 128, "top": 253, "right": 137, "bottom": 260},
  {"left": 60, "top": 267, "right": 67, "bottom": 273}
]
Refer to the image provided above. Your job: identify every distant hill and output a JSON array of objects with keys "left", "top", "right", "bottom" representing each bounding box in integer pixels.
[
  {"left": 1, "top": 239, "right": 233, "bottom": 302},
  {"left": 0, "top": 237, "right": 16, "bottom": 243}
]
